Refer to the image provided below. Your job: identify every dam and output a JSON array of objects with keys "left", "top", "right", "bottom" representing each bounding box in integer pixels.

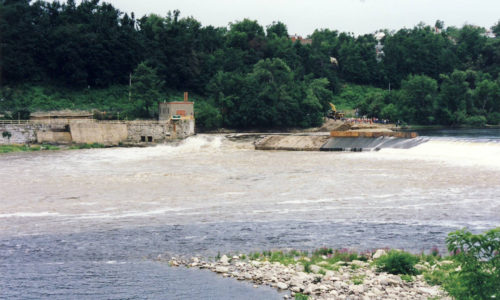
[
  {"left": 255, "top": 130, "right": 423, "bottom": 152},
  {"left": 0, "top": 97, "right": 196, "bottom": 146}
]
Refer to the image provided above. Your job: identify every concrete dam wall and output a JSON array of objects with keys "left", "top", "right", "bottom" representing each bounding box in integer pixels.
[
  {"left": 255, "top": 132, "right": 423, "bottom": 152},
  {"left": 70, "top": 122, "right": 128, "bottom": 145},
  {"left": 1, "top": 119, "right": 195, "bottom": 146}
]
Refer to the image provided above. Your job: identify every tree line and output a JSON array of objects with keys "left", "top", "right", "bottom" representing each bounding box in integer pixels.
[{"left": 1, "top": 0, "right": 499, "bottom": 128}]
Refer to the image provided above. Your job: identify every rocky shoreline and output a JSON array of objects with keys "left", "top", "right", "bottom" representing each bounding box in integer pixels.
[{"left": 165, "top": 250, "right": 450, "bottom": 299}]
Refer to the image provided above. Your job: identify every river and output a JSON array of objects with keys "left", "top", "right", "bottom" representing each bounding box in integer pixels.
[{"left": 1, "top": 129, "right": 499, "bottom": 299}]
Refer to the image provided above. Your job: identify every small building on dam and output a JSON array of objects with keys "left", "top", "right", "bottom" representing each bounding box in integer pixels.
[{"left": 0, "top": 94, "right": 196, "bottom": 146}]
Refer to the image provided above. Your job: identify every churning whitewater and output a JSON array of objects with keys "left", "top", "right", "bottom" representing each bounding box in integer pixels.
[{"left": 1, "top": 130, "right": 499, "bottom": 299}]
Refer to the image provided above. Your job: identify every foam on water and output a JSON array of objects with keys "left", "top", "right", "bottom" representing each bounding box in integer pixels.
[
  {"left": 81, "top": 135, "right": 227, "bottom": 163},
  {"left": 362, "top": 138, "right": 500, "bottom": 170},
  {"left": 0, "top": 212, "right": 61, "bottom": 218}
]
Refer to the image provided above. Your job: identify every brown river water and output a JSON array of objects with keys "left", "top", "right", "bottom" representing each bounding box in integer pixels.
[{"left": 1, "top": 131, "right": 499, "bottom": 299}]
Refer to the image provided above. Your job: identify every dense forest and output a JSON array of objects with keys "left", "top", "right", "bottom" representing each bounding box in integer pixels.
[{"left": 1, "top": 0, "right": 500, "bottom": 129}]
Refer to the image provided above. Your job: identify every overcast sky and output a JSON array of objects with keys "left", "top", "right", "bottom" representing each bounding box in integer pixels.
[{"left": 99, "top": 0, "right": 499, "bottom": 36}]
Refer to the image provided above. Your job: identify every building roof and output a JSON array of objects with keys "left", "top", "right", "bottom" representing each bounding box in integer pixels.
[
  {"left": 30, "top": 110, "right": 93, "bottom": 118},
  {"left": 161, "top": 102, "right": 194, "bottom": 105}
]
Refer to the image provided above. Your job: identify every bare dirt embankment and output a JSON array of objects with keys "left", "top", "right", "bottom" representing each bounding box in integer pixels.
[
  {"left": 255, "top": 135, "right": 330, "bottom": 151},
  {"left": 317, "top": 119, "right": 393, "bottom": 133}
]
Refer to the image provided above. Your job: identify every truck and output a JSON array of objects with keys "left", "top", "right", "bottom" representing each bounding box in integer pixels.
[{"left": 326, "top": 103, "right": 345, "bottom": 120}]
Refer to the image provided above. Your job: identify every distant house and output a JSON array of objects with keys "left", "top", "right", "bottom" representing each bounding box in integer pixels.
[
  {"left": 158, "top": 92, "right": 194, "bottom": 121},
  {"left": 290, "top": 34, "right": 312, "bottom": 45},
  {"left": 483, "top": 30, "right": 496, "bottom": 38}
]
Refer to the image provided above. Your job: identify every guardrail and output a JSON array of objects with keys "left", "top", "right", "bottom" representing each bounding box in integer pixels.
[
  {"left": 0, "top": 119, "right": 179, "bottom": 125},
  {"left": 0, "top": 120, "right": 31, "bottom": 125}
]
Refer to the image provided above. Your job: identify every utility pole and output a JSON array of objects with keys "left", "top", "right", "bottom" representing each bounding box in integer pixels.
[{"left": 129, "top": 73, "right": 132, "bottom": 102}]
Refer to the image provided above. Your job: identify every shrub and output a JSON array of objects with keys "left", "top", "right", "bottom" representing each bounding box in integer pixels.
[
  {"left": 2, "top": 131, "right": 12, "bottom": 140},
  {"left": 294, "top": 293, "right": 308, "bottom": 300},
  {"left": 465, "top": 115, "right": 487, "bottom": 127},
  {"left": 375, "top": 250, "right": 419, "bottom": 275},
  {"left": 445, "top": 228, "right": 500, "bottom": 299}
]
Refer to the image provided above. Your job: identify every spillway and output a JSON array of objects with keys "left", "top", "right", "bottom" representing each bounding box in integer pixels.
[{"left": 320, "top": 136, "right": 428, "bottom": 152}]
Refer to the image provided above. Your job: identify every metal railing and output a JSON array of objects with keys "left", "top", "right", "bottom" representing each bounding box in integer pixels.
[{"left": 0, "top": 120, "right": 31, "bottom": 125}]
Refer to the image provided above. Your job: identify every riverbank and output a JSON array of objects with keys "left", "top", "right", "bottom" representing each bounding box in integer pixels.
[
  {"left": 0, "top": 143, "right": 107, "bottom": 154},
  {"left": 166, "top": 249, "right": 452, "bottom": 299}
]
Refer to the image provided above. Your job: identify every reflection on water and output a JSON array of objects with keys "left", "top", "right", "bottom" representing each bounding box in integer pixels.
[{"left": 1, "top": 131, "right": 499, "bottom": 298}]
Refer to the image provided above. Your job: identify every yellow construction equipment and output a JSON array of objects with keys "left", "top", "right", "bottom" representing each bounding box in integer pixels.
[{"left": 327, "top": 103, "right": 345, "bottom": 120}]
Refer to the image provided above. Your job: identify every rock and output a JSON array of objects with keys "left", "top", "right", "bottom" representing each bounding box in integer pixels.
[
  {"left": 414, "top": 264, "right": 428, "bottom": 271},
  {"left": 349, "top": 284, "right": 365, "bottom": 295},
  {"left": 303, "top": 284, "right": 318, "bottom": 295},
  {"left": 419, "top": 287, "right": 439, "bottom": 296},
  {"left": 329, "top": 290, "right": 339, "bottom": 297},
  {"left": 277, "top": 282, "right": 288, "bottom": 290},
  {"left": 244, "top": 273, "right": 253, "bottom": 280},
  {"left": 232, "top": 255, "right": 239, "bottom": 260},
  {"left": 251, "top": 261, "right": 261, "bottom": 267},
  {"left": 310, "top": 264, "right": 322, "bottom": 273},
  {"left": 291, "top": 286, "right": 302, "bottom": 293},
  {"left": 324, "top": 270, "right": 335, "bottom": 277},
  {"left": 371, "top": 287, "right": 382, "bottom": 295},
  {"left": 190, "top": 262, "right": 198, "bottom": 267},
  {"left": 253, "top": 285, "right": 258, "bottom": 288},
  {"left": 333, "top": 280, "right": 348, "bottom": 290},
  {"left": 191, "top": 257, "right": 199, "bottom": 263},
  {"left": 215, "top": 266, "right": 229, "bottom": 273},
  {"left": 220, "top": 255, "right": 230, "bottom": 265},
  {"left": 439, "top": 260, "right": 454, "bottom": 266},
  {"left": 295, "top": 263, "right": 305, "bottom": 272},
  {"left": 378, "top": 275, "right": 389, "bottom": 286},
  {"left": 169, "top": 259, "right": 179, "bottom": 267},
  {"left": 351, "top": 260, "right": 369, "bottom": 267},
  {"left": 387, "top": 275, "right": 402, "bottom": 286},
  {"left": 373, "top": 249, "right": 387, "bottom": 259}
]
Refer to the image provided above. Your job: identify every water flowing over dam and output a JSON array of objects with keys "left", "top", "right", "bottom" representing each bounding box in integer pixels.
[
  {"left": 321, "top": 136, "right": 428, "bottom": 151},
  {"left": 1, "top": 129, "right": 499, "bottom": 299}
]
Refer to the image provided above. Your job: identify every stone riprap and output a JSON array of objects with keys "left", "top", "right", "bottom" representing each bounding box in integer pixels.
[{"left": 166, "top": 253, "right": 450, "bottom": 300}]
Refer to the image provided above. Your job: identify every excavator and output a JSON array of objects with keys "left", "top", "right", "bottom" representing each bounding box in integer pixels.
[{"left": 327, "top": 103, "right": 345, "bottom": 120}]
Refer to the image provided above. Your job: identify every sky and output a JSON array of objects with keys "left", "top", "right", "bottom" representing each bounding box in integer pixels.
[{"left": 98, "top": 0, "right": 499, "bottom": 36}]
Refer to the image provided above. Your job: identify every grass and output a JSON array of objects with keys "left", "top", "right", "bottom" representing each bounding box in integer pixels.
[
  {"left": 68, "top": 143, "right": 106, "bottom": 149},
  {"left": 216, "top": 229, "right": 500, "bottom": 299},
  {"left": 351, "top": 274, "right": 366, "bottom": 285},
  {"left": 0, "top": 144, "right": 59, "bottom": 153},
  {"left": 1, "top": 142, "right": 109, "bottom": 154},
  {"left": 375, "top": 250, "right": 420, "bottom": 275},
  {"left": 294, "top": 293, "right": 308, "bottom": 300}
]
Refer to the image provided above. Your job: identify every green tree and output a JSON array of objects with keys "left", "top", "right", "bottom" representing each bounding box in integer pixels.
[
  {"left": 437, "top": 70, "right": 472, "bottom": 125},
  {"left": 131, "top": 62, "right": 164, "bottom": 117},
  {"left": 266, "top": 21, "right": 288, "bottom": 38},
  {"left": 399, "top": 74, "right": 438, "bottom": 124},
  {"left": 194, "top": 101, "right": 222, "bottom": 130},
  {"left": 446, "top": 228, "right": 500, "bottom": 299},
  {"left": 242, "top": 58, "right": 298, "bottom": 128}
]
